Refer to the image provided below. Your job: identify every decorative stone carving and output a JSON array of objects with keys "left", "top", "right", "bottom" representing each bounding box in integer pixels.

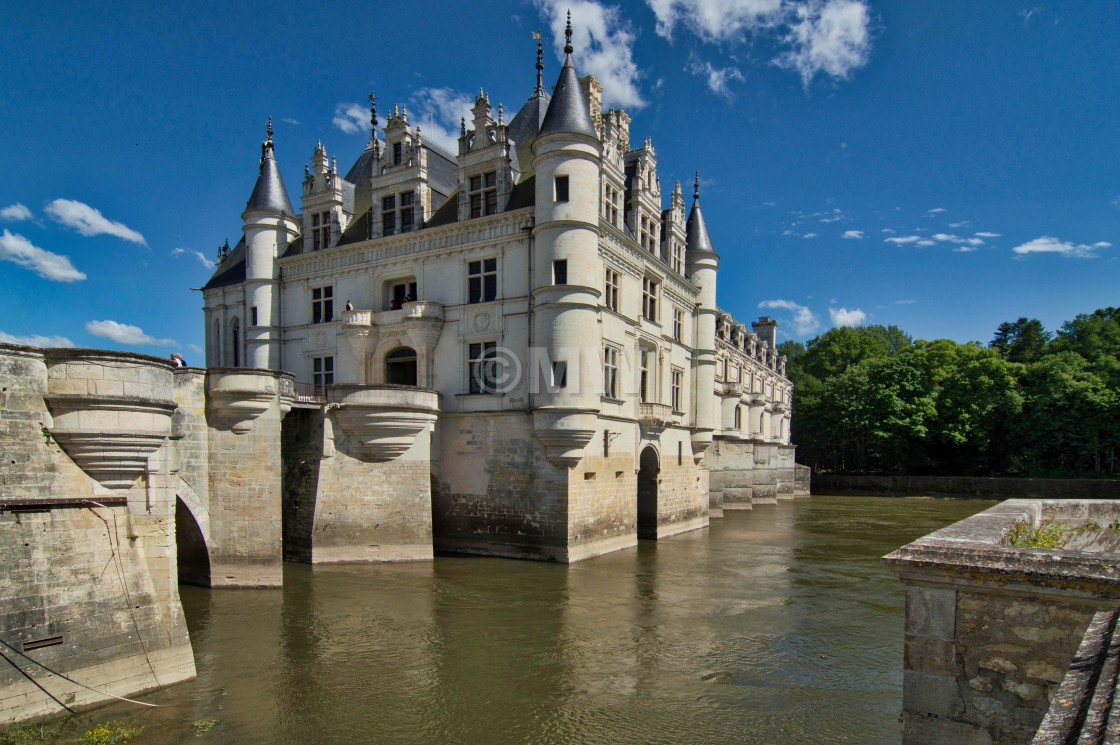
[
  {"left": 637, "top": 402, "right": 674, "bottom": 428},
  {"left": 329, "top": 384, "right": 439, "bottom": 462},
  {"left": 207, "top": 369, "right": 279, "bottom": 434}
]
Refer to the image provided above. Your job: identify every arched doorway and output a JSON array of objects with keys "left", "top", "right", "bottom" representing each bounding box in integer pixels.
[
  {"left": 637, "top": 446, "right": 659, "bottom": 539},
  {"left": 175, "top": 497, "right": 210, "bottom": 587},
  {"left": 385, "top": 346, "right": 418, "bottom": 385}
]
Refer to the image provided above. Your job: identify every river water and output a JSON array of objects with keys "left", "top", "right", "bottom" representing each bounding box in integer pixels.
[{"left": 55, "top": 496, "right": 995, "bottom": 744}]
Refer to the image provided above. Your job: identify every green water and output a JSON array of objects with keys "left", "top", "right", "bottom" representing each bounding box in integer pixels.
[{"left": 48, "top": 496, "right": 995, "bottom": 744}]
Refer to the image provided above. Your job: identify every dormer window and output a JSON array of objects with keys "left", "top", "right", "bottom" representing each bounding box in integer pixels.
[
  {"left": 640, "top": 215, "right": 657, "bottom": 253},
  {"left": 400, "top": 192, "right": 414, "bottom": 233},
  {"left": 311, "top": 211, "right": 330, "bottom": 251},
  {"left": 469, "top": 172, "right": 497, "bottom": 217},
  {"left": 382, "top": 195, "right": 397, "bottom": 236},
  {"left": 604, "top": 184, "right": 620, "bottom": 226},
  {"left": 393, "top": 142, "right": 402, "bottom": 165},
  {"left": 670, "top": 240, "right": 683, "bottom": 274}
]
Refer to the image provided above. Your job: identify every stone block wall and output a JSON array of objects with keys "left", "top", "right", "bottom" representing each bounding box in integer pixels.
[
  {"left": 708, "top": 439, "right": 756, "bottom": 509},
  {"left": 648, "top": 440, "right": 708, "bottom": 539},
  {"left": 0, "top": 344, "right": 195, "bottom": 726},
  {"left": 432, "top": 412, "right": 570, "bottom": 561},
  {"left": 281, "top": 408, "right": 434, "bottom": 563},
  {"left": 568, "top": 449, "right": 638, "bottom": 561}
]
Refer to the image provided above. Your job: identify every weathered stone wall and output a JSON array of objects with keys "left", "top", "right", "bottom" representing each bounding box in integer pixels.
[
  {"left": 568, "top": 450, "right": 638, "bottom": 561},
  {"left": 817, "top": 474, "right": 1120, "bottom": 499},
  {"left": 281, "top": 407, "right": 433, "bottom": 563},
  {"left": 708, "top": 439, "right": 756, "bottom": 510},
  {"left": 204, "top": 372, "right": 285, "bottom": 587},
  {"left": 432, "top": 412, "right": 570, "bottom": 561},
  {"left": 649, "top": 440, "right": 708, "bottom": 539},
  {"left": 0, "top": 345, "right": 194, "bottom": 726}
]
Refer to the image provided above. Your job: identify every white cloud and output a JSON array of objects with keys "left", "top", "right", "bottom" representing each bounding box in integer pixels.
[
  {"left": 775, "top": 0, "right": 872, "bottom": 87},
  {"left": 332, "top": 103, "right": 370, "bottom": 135},
  {"left": 85, "top": 320, "right": 176, "bottom": 347},
  {"left": 1012, "top": 236, "right": 1112, "bottom": 259},
  {"left": 687, "top": 56, "right": 745, "bottom": 97},
  {"left": 187, "top": 343, "right": 204, "bottom": 356},
  {"left": 409, "top": 87, "right": 476, "bottom": 153},
  {"left": 953, "top": 246, "right": 978, "bottom": 253},
  {"left": 916, "top": 239, "right": 936, "bottom": 247},
  {"left": 829, "top": 306, "right": 865, "bottom": 326},
  {"left": 880, "top": 227, "right": 895, "bottom": 234},
  {"left": 884, "top": 235, "right": 922, "bottom": 245},
  {"left": 0, "top": 330, "right": 75, "bottom": 348},
  {"left": 842, "top": 229, "right": 863, "bottom": 239},
  {"left": 172, "top": 246, "right": 216, "bottom": 269},
  {"left": 281, "top": 117, "right": 301, "bottom": 126},
  {"left": 648, "top": 0, "right": 782, "bottom": 41},
  {"left": 895, "top": 299, "right": 916, "bottom": 305},
  {"left": 932, "top": 233, "right": 984, "bottom": 246},
  {"left": 0, "top": 203, "right": 33, "bottom": 222},
  {"left": 44, "top": 199, "right": 146, "bottom": 245},
  {"left": 0, "top": 230, "right": 87, "bottom": 282},
  {"left": 539, "top": 0, "right": 645, "bottom": 109},
  {"left": 927, "top": 207, "right": 946, "bottom": 214},
  {"left": 803, "top": 232, "right": 818, "bottom": 238},
  {"left": 974, "top": 231, "right": 1001, "bottom": 238},
  {"left": 758, "top": 299, "right": 820, "bottom": 335},
  {"left": 948, "top": 220, "right": 969, "bottom": 228}
]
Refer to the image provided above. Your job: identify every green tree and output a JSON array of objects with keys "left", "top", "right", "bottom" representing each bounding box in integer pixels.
[{"left": 990, "top": 317, "right": 1051, "bottom": 364}]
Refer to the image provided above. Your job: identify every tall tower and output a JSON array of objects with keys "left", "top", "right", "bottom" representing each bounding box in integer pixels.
[
  {"left": 530, "top": 15, "right": 604, "bottom": 466},
  {"left": 242, "top": 118, "right": 299, "bottom": 370},
  {"left": 685, "top": 173, "right": 719, "bottom": 457}
]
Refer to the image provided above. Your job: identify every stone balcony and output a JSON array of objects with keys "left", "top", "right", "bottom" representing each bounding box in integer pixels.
[
  {"left": 720, "top": 381, "right": 744, "bottom": 397},
  {"left": 748, "top": 392, "right": 767, "bottom": 405},
  {"left": 638, "top": 402, "right": 674, "bottom": 427}
]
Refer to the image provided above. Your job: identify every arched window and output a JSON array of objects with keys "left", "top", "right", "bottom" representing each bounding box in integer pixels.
[
  {"left": 385, "top": 347, "right": 418, "bottom": 386},
  {"left": 734, "top": 405, "right": 742, "bottom": 431},
  {"left": 212, "top": 320, "right": 221, "bottom": 366},
  {"left": 230, "top": 318, "right": 240, "bottom": 367}
]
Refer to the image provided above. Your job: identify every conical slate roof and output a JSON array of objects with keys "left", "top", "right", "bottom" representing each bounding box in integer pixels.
[
  {"left": 538, "top": 19, "right": 596, "bottom": 140},
  {"left": 245, "top": 122, "right": 294, "bottom": 216},
  {"left": 686, "top": 174, "right": 715, "bottom": 254}
]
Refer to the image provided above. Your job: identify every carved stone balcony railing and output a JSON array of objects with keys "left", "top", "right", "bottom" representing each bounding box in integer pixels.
[
  {"left": 721, "top": 381, "right": 744, "bottom": 397},
  {"left": 638, "top": 402, "right": 674, "bottom": 427},
  {"left": 772, "top": 401, "right": 790, "bottom": 414},
  {"left": 748, "top": 392, "right": 767, "bottom": 405}
]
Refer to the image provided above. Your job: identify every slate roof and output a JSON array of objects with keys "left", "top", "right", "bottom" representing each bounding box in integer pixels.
[
  {"left": 202, "top": 237, "right": 247, "bottom": 290},
  {"left": 538, "top": 55, "right": 596, "bottom": 140},
  {"left": 245, "top": 144, "right": 295, "bottom": 216}
]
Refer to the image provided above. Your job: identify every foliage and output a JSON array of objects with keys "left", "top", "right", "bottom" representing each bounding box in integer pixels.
[
  {"left": 0, "top": 722, "right": 61, "bottom": 745},
  {"left": 786, "top": 307, "right": 1119, "bottom": 477},
  {"left": 191, "top": 720, "right": 218, "bottom": 737},
  {"left": 1004, "top": 519, "right": 1070, "bottom": 549},
  {"left": 77, "top": 722, "right": 141, "bottom": 745}
]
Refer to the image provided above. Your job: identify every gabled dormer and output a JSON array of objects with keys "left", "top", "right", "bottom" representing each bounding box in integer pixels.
[
  {"left": 599, "top": 108, "right": 629, "bottom": 232},
  {"left": 455, "top": 90, "right": 514, "bottom": 221},
  {"left": 661, "top": 180, "right": 686, "bottom": 274},
  {"left": 300, "top": 141, "right": 354, "bottom": 252},
  {"left": 368, "top": 103, "right": 444, "bottom": 239},
  {"left": 624, "top": 137, "right": 662, "bottom": 255}
]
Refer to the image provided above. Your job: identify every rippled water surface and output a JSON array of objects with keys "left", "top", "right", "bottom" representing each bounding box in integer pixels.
[{"left": 61, "top": 496, "right": 996, "bottom": 744}]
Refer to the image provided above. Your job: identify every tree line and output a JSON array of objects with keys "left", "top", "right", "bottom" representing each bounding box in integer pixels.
[{"left": 778, "top": 308, "right": 1119, "bottom": 477}]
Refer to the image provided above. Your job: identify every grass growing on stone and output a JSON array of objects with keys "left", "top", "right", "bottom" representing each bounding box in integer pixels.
[{"left": 1005, "top": 518, "right": 1111, "bottom": 549}]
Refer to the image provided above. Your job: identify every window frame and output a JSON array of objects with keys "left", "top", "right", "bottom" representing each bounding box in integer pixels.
[
  {"left": 312, "top": 286, "right": 334, "bottom": 324},
  {"left": 468, "top": 341, "right": 499, "bottom": 394},
  {"left": 603, "top": 344, "right": 620, "bottom": 400},
  {"left": 604, "top": 269, "right": 620, "bottom": 312},
  {"left": 641, "top": 277, "right": 659, "bottom": 323},
  {"left": 467, "top": 258, "right": 498, "bottom": 304}
]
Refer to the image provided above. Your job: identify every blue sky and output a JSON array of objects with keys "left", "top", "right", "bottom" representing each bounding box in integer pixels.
[{"left": 1, "top": 0, "right": 1117, "bottom": 357}]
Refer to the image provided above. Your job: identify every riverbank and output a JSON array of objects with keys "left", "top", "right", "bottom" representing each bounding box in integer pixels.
[{"left": 814, "top": 474, "right": 1120, "bottom": 499}]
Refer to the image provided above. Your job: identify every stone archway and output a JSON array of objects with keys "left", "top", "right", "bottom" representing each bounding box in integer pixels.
[
  {"left": 175, "top": 496, "right": 211, "bottom": 587},
  {"left": 637, "top": 446, "right": 660, "bottom": 539},
  {"left": 385, "top": 346, "right": 419, "bottom": 386}
]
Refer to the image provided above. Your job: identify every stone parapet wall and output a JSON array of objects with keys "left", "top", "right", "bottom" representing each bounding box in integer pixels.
[
  {"left": 817, "top": 474, "right": 1120, "bottom": 499},
  {"left": 885, "top": 499, "right": 1120, "bottom": 744}
]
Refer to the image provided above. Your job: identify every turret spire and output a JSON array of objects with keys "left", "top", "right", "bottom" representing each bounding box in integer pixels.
[
  {"left": 564, "top": 10, "right": 573, "bottom": 55},
  {"left": 537, "top": 13, "right": 597, "bottom": 139},
  {"left": 368, "top": 91, "right": 382, "bottom": 157},
  {"left": 686, "top": 170, "right": 715, "bottom": 255},
  {"left": 694, "top": 171, "right": 700, "bottom": 200},
  {"left": 245, "top": 117, "right": 294, "bottom": 216},
  {"left": 534, "top": 31, "right": 545, "bottom": 94}
]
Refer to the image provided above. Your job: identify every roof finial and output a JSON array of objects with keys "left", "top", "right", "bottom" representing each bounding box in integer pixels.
[
  {"left": 564, "top": 11, "right": 573, "bottom": 55},
  {"left": 266, "top": 116, "right": 273, "bottom": 145},
  {"left": 368, "top": 91, "right": 377, "bottom": 135},
  {"left": 460, "top": 116, "right": 466, "bottom": 137},
  {"left": 534, "top": 31, "right": 544, "bottom": 93},
  {"left": 498, "top": 103, "right": 504, "bottom": 126},
  {"left": 694, "top": 171, "right": 701, "bottom": 200}
]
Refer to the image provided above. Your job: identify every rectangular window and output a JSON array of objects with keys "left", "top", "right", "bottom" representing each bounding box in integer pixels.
[
  {"left": 390, "top": 281, "right": 417, "bottom": 308},
  {"left": 382, "top": 195, "right": 397, "bottom": 236},
  {"left": 642, "top": 277, "right": 659, "bottom": 322},
  {"left": 400, "top": 191, "right": 414, "bottom": 233},
  {"left": 639, "top": 349, "right": 651, "bottom": 403},
  {"left": 393, "top": 142, "right": 402, "bottom": 165},
  {"left": 469, "top": 172, "right": 498, "bottom": 218},
  {"left": 468, "top": 341, "right": 497, "bottom": 394},
  {"left": 312, "top": 286, "right": 334, "bottom": 323},
  {"left": 673, "top": 308, "right": 683, "bottom": 342},
  {"left": 468, "top": 258, "right": 497, "bottom": 303},
  {"left": 251, "top": 306, "right": 258, "bottom": 326},
  {"left": 552, "top": 361, "right": 567, "bottom": 389},
  {"left": 603, "top": 345, "right": 619, "bottom": 399},
  {"left": 604, "top": 184, "right": 620, "bottom": 227},
  {"left": 553, "top": 259, "right": 567, "bottom": 285},
  {"left": 640, "top": 215, "right": 656, "bottom": 253},
  {"left": 312, "top": 356, "right": 334, "bottom": 388},
  {"left": 671, "top": 241, "right": 684, "bottom": 274},
  {"left": 555, "top": 175, "right": 569, "bottom": 203},
  {"left": 671, "top": 368, "right": 683, "bottom": 411},
  {"left": 311, "top": 211, "right": 330, "bottom": 251},
  {"left": 604, "top": 269, "right": 619, "bottom": 312}
]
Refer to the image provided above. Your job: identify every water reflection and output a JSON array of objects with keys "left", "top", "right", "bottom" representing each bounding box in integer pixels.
[{"left": 60, "top": 496, "right": 994, "bottom": 745}]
